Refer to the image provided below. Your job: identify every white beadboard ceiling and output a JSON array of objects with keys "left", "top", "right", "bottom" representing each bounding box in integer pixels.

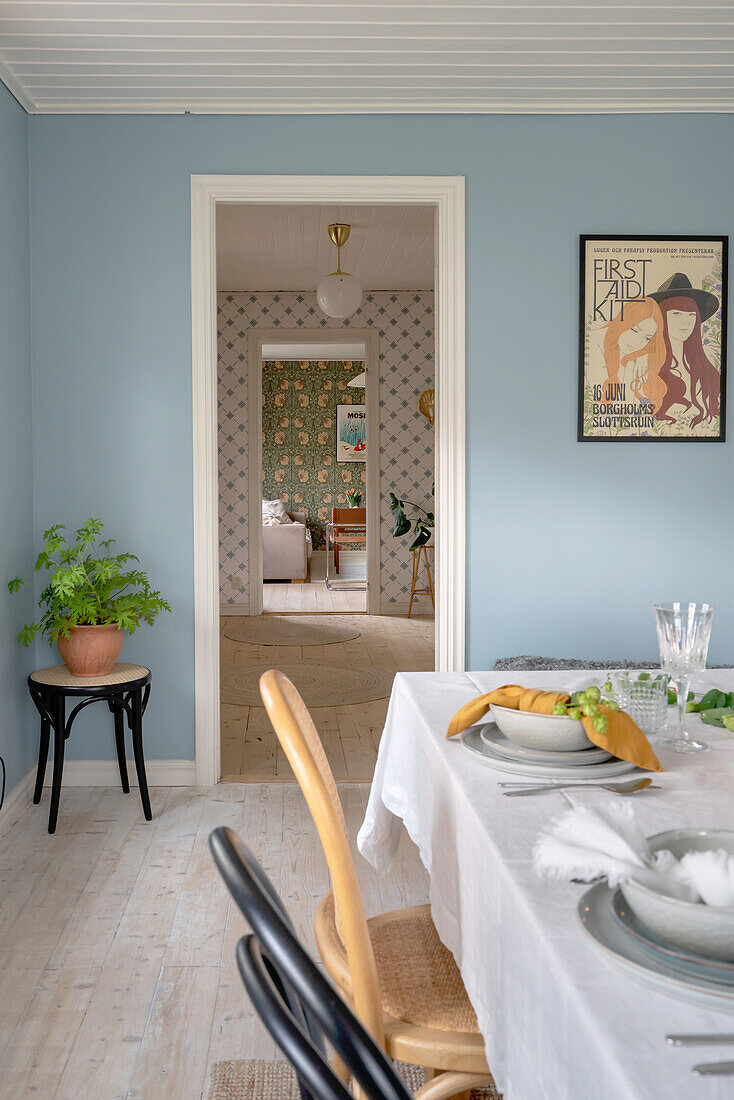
[
  {"left": 0, "top": 1, "right": 732, "bottom": 115},
  {"left": 216, "top": 204, "right": 435, "bottom": 291}
]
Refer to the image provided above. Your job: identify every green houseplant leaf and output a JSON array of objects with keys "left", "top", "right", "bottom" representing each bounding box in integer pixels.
[
  {"left": 388, "top": 488, "right": 434, "bottom": 550},
  {"left": 7, "top": 518, "right": 171, "bottom": 647}
]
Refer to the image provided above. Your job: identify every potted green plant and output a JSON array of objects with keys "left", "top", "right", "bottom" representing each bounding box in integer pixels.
[
  {"left": 8, "top": 518, "right": 171, "bottom": 677},
  {"left": 388, "top": 491, "right": 434, "bottom": 550}
]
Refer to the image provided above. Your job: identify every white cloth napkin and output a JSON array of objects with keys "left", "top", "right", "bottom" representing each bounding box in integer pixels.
[
  {"left": 533, "top": 800, "right": 734, "bottom": 906},
  {"left": 679, "top": 849, "right": 734, "bottom": 907}
]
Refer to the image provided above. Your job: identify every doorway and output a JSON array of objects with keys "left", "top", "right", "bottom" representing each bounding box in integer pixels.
[
  {"left": 191, "top": 175, "right": 465, "bottom": 785},
  {"left": 247, "top": 330, "right": 380, "bottom": 617}
]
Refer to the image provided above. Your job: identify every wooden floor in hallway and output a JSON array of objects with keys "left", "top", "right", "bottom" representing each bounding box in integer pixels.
[
  {"left": 262, "top": 550, "right": 368, "bottom": 613},
  {"left": 0, "top": 782, "right": 429, "bottom": 1100},
  {"left": 220, "top": 612, "right": 434, "bottom": 782}
]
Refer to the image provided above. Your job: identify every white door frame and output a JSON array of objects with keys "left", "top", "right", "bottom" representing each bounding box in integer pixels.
[
  {"left": 191, "top": 174, "right": 465, "bottom": 785},
  {"left": 246, "top": 328, "right": 380, "bottom": 617}
]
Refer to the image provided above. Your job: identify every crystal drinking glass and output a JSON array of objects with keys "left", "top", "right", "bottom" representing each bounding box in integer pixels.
[
  {"left": 653, "top": 602, "right": 715, "bottom": 753},
  {"left": 610, "top": 671, "right": 668, "bottom": 736}
]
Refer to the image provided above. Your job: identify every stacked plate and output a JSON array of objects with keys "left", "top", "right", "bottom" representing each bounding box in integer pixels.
[
  {"left": 460, "top": 722, "right": 637, "bottom": 780},
  {"left": 578, "top": 883, "right": 734, "bottom": 1013},
  {"left": 578, "top": 827, "right": 734, "bottom": 1012}
]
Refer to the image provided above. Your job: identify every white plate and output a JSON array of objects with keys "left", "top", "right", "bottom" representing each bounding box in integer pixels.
[
  {"left": 479, "top": 723, "right": 613, "bottom": 766},
  {"left": 612, "top": 890, "right": 734, "bottom": 986},
  {"left": 461, "top": 727, "right": 636, "bottom": 779},
  {"left": 579, "top": 882, "right": 734, "bottom": 1014}
]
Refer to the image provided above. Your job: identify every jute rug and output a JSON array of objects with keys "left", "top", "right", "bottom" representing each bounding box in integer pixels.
[
  {"left": 224, "top": 615, "right": 361, "bottom": 648},
  {"left": 208, "top": 1058, "right": 501, "bottom": 1099},
  {"left": 220, "top": 660, "right": 395, "bottom": 708}
]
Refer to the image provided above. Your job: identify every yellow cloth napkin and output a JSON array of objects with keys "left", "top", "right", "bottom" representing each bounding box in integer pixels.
[
  {"left": 580, "top": 704, "right": 663, "bottom": 773},
  {"left": 446, "top": 684, "right": 663, "bottom": 772}
]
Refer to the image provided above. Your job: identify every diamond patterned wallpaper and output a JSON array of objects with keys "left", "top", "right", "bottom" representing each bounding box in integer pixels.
[{"left": 218, "top": 291, "right": 434, "bottom": 606}]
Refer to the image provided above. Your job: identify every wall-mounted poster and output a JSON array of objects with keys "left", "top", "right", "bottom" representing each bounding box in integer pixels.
[
  {"left": 579, "top": 236, "right": 728, "bottom": 441},
  {"left": 336, "top": 404, "right": 367, "bottom": 462}
]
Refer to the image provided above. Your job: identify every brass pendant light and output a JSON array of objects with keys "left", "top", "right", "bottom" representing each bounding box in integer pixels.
[{"left": 316, "top": 223, "right": 364, "bottom": 319}]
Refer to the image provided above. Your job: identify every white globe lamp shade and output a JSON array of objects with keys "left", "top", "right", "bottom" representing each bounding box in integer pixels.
[{"left": 316, "top": 272, "right": 363, "bottom": 319}]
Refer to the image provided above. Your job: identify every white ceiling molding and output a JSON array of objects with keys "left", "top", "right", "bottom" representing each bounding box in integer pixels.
[
  {"left": 3, "top": 2, "right": 734, "bottom": 115},
  {"left": 217, "top": 204, "right": 434, "bottom": 292}
]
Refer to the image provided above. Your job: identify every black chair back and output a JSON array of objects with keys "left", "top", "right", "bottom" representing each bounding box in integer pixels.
[{"left": 209, "top": 826, "right": 413, "bottom": 1100}]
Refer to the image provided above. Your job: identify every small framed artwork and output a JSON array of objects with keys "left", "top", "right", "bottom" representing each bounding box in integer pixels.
[
  {"left": 578, "top": 235, "right": 728, "bottom": 441},
  {"left": 336, "top": 404, "right": 367, "bottom": 462}
]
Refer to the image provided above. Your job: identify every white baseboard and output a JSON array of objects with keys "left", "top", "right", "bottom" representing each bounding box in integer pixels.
[
  {"left": 220, "top": 601, "right": 250, "bottom": 616},
  {"left": 43, "top": 759, "right": 196, "bottom": 787},
  {"left": 0, "top": 766, "right": 35, "bottom": 838}
]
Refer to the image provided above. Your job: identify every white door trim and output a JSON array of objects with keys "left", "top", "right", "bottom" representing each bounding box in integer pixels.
[
  {"left": 247, "top": 328, "right": 380, "bottom": 617},
  {"left": 191, "top": 174, "right": 465, "bottom": 785}
]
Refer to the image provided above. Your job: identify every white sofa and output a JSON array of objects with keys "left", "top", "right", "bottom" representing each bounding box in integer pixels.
[{"left": 262, "top": 510, "right": 312, "bottom": 582}]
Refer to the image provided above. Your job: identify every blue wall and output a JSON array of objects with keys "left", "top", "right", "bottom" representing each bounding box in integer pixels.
[
  {"left": 26, "top": 113, "right": 734, "bottom": 763},
  {"left": 0, "top": 84, "right": 35, "bottom": 792}
]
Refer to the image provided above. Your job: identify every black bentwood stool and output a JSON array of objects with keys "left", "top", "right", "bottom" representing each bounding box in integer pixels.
[{"left": 28, "top": 662, "right": 152, "bottom": 834}]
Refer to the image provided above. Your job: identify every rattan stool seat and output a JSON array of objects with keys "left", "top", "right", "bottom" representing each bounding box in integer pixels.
[{"left": 30, "top": 662, "right": 149, "bottom": 689}]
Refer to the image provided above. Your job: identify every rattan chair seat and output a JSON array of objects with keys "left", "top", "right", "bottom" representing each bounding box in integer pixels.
[
  {"left": 319, "top": 892, "right": 480, "bottom": 1036},
  {"left": 370, "top": 906, "right": 479, "bottom": 1034}
]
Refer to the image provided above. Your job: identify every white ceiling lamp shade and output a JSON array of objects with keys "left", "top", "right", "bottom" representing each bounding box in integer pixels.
[{"left": 316, "top": 224, "right": 363, "bottom": 319}]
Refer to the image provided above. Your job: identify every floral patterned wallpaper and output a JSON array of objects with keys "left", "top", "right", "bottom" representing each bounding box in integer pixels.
[{"left": 262, "top": 359, "right": 366, "bottom": 549}]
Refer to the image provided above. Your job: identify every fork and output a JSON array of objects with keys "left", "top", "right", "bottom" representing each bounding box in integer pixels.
[{"left": 500, "top": 778, "right": 658, "bottom": 797}]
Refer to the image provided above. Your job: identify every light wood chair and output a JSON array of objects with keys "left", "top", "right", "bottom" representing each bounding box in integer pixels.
[{"left": 259, "top": 669, "right": 495, "bottom": 1100}]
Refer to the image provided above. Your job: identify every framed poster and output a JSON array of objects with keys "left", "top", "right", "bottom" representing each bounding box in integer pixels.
[
  {"left": 579, "top": 235, "right": 728, "bottom": 441},
  {"left": 336, "top": 404, "right": 366, "bottom": 462}
]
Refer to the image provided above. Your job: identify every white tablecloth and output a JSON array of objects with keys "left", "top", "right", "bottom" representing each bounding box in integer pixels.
[{"left": 358, "top": 670, "right": 734, "bottom": 1100}]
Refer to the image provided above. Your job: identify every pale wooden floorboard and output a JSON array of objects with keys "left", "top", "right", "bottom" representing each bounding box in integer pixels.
[
  {"left": 220, "top": 612, "right": 434, "bottom": 782},
  {"left": 262, "top": 551, "right": 367, "bottom": 615},
  {"left": 0, "top": 782, "right": 428, "bottom": 1100}
]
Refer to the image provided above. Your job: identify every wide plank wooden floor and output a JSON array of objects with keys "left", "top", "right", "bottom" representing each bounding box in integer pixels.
[
  {"left": 262, "top": 551, "right": 368, "bottom": 613},
  {"left": 0, "top": 782, "right": 429, "bottom": 1100},
  {"left": 220, "top": 613, "right": 434, "bottom": 782}
]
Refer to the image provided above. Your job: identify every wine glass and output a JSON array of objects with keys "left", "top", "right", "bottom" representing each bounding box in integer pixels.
[{"left": 653, "top": 602, "right": 715, "bottom": 753}]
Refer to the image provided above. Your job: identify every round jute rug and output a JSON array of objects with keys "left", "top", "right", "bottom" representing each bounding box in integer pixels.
[
  {"left": 220, "top": 660, "right": 395, "bottom": 708},
  {"left": 223, "top": 615, "right": 360, "bottom": 648}
]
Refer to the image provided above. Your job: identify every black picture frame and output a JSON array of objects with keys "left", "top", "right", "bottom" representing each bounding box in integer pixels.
[{"left": 578, "top": 235, "right": 728, "bottom": 442}]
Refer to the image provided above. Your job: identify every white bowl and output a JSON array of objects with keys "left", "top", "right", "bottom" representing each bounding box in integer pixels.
[
  {"left": 489, "top": 703, "right": 593, "bottom": 752},
  {"left": 621, "top": 829, "right": 734, "bottom": 962}
]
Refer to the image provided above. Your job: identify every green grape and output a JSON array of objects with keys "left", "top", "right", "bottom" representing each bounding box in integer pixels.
[
  {"left": 552, "top": 702, "right": 568, "bottom": 716},
  {"left": 568, "top": 707, "right": 582, "bottom": 721},
  {"left": 585, "top": 686, "right": 601, "bottom": 703},
  {"left": 723, "top": 715, "right": 734, "bottom": 733},
  {"left": 584, "top": 703, "right": 600, "bottom": 718},
  {"left": 603, "top": 680, "right": 612, "bottom": 693},
  {"left": 593, "top": 716, "right": 609, "bottom": 735},
  {"left": 575, "top": 691, "right": 589, "bottom": 706},
  {"left": 604, "top": 700, "right": 620, "bottom": 712}
]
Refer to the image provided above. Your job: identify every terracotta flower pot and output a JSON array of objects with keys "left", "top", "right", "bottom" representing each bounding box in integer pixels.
[{"left": 57, "top": 624, "right": 124, "bottom": 677}]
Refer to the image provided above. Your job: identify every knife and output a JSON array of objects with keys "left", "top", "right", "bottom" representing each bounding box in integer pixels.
[
  {"left": 667, "top": 1034, "right": 734, "bottom": 1046},
  {"left": 693, "top": 1061, "right": 734, "bottom": 1076}
]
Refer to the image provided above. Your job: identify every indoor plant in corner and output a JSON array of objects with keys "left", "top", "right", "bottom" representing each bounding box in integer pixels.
[{"left": 8, "top": 517, "right": 171, "bottom": 677}]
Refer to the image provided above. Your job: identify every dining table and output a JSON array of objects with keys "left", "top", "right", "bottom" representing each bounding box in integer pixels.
[{"left": 357, "top": 669, "right": 734, "bottom": 1100}]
